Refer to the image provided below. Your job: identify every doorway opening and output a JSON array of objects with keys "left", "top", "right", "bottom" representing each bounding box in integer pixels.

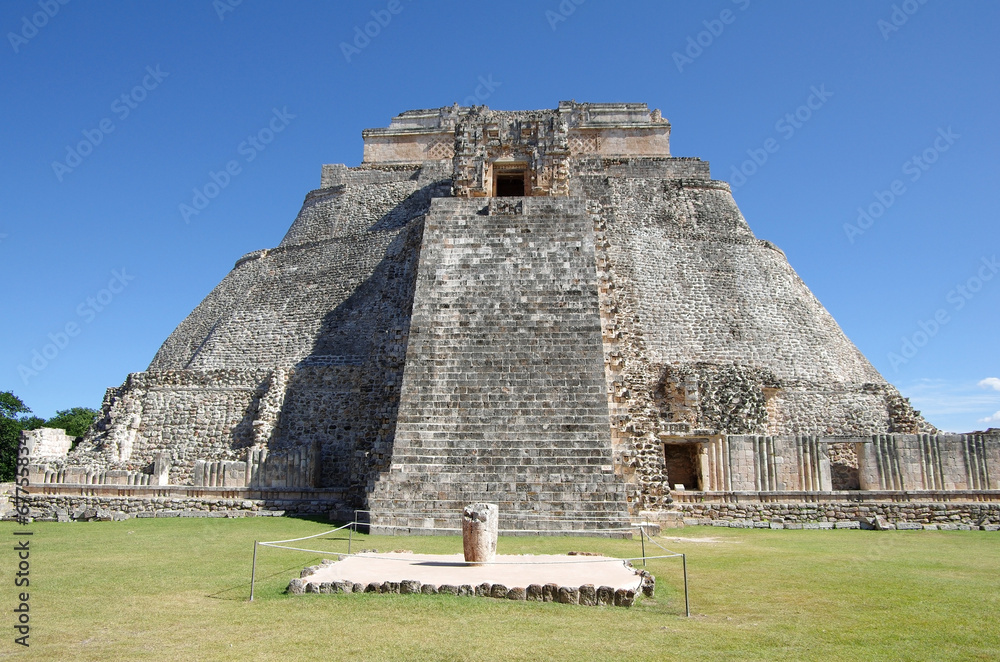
[
  {"left": 663, "top": 443, "right": 700, "bottom": 490},
  {"left": 494, "top": 171, "right": 526, "bottom": 197}
]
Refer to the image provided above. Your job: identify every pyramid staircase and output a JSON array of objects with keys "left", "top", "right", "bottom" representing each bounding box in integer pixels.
[{"left": 367, "top": 197, "right": 630, "bottom": 534}]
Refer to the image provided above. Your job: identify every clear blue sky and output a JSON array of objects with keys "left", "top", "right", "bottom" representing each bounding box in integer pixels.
[{"left": 2, "top": 1, "right": 997, "bottom": 432}]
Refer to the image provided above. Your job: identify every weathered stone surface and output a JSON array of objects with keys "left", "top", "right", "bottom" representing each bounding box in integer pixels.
[
  {"left": 399, "top": 580, "right": 421, "bottom": 594},
  {"left": 421, "top": 584, "right": 438, "bottom": 595},
  {"left": 32, "top": 100, "right": 999, "bottom": 532},
  {"left": 579, "top": 585, "right": 597, "bottom": 606},
  {"left": 614, "top": 588, "right": 635, "bottom": 608},
  {"left": 557, "top": 587, "right": 580, "bottom": 604},
  {"left": 438, "top": 584, "right": 458, "bottom": 595},
  {"left": 462, "top": 503, "right": 498, "bottom": 564},
  {"left": 596, "top": 586, "right": 615, "bottom": 606},
  {"left": 287, "top": 579, "right": 304, "bottom": 595},
  {"left": 874, "top": 515, "right": 894, "bottom": 531},
  {"left": 542, "top": 583, "right": 558, "bottom": 602},
  {"left": 506, "top": 587, "right": 526, "bottom": 601},
  {"left": 526, "top": 584, "right": 544, "bottom": 601},
  {"left": 475, "top": 583, "right": 492, "bottom": 597},
  {"left": 640, "top": 571, "right": 656, "bottom": 598}
]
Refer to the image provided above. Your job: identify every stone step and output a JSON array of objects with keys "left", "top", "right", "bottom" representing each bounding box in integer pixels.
[
  {"left": 368, "top": 509, "right": 631, "bottom": 522},
  {"left": 369, "top": 198, "right": 628, "bottom": 531},
  {"left": 382, "top": 461, "right": 615, "bottom": 474},
  {"left": 383, "top": 455, "right": 613, "bottom": 465}
]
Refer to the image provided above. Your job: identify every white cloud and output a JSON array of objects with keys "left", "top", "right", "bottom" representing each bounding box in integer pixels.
[
  {"left": 897, "top": 378, "right": 1000, "bottom": 431},
  {"left": 977, "top": 411, "right": 1000, "bottom": 424},
  {"left": 978, "top": 377, "right": 1000, "bottom": 391}
]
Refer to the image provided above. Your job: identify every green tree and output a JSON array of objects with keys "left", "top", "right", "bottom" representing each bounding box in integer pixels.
[
  {"left": 0, "top": 391, "right": 32, "bottom": 482},
  {"left": 0, "top": 391, "right": 30, "bottom": 419},
  {"left": 19, "top": 416, "right": 45, "bottom": 431},
  {"left": 0, "top": 394, "right": 98, "bottom": 480},
  {"left": 45, "top": 407, "right": 99, "bottom": 439}
]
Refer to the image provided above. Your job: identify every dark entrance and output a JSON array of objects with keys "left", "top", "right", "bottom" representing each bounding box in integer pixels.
[
  {"left": 663, "top": 443, "right": 700, "bottom": 490},
  {"left": 495, "top": 172, "right": 525, "bottom": 197}
]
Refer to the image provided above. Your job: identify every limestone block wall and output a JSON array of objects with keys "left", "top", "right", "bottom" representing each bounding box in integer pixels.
[
  {"left": 723, "top": 436, "right": 833, "bottom": 492},
  {"left": 576, "top": 166, "right": 930, "bottom": 506},
  {"left": 68, "top": 369, "right": 269, "bottom": 484},
  {"left": 603, "top": 176, "right": 881, "bottom": 385},
  {"left": 860, "top": 433, "right": 998, "bottom": 491},
  {"left": 192, "top": 444, "right": 321, "bottom": 489},
  {"left": 150, "top": 164, "right": 446, "bottom": 373},
  {"left": 573, "top": 157, "right": 710, "bottom": 180},
  {"left": 64, "top": 161, "right": 438, "bottom": 502},
  {"left": 30, "top": 465, "right": 153, "bottom": 486},
  {"left": 20, "top": 428, "right": 74, "bottom": 459},
  {"left": 320, "top": 162, "right": 450, "bottom": 189}
]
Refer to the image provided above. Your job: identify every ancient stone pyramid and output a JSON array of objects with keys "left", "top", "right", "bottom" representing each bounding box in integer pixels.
[{"left": 66, "top": 102, "right": 934, "bottom": 532}]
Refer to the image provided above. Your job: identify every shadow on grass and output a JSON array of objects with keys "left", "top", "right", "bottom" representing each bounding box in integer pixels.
[
  {"left": 207, "top": 529, "right": 361, "bottom": 601},
  {"left": 208, "top": 558, "right": 322, "bottom": 601}
]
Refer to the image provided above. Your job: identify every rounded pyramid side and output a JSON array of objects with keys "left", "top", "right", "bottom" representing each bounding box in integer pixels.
[{"left": 590, "top": 174, "right": 931, "bottom": 437}]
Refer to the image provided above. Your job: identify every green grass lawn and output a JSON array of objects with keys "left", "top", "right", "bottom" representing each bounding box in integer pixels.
[{"left": 1, "top": 517, "right": 997, "bottom": 661}]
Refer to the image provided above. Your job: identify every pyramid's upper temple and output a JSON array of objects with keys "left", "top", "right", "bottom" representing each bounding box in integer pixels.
[
  {"left": 20, "top": 102, "right": 999, "bottom": 531},
  {"left": 361, "top": 101, "right": 670, "bottom": 193}
]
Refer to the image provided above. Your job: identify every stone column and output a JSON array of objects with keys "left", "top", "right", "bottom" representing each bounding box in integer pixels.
[{"left": 462, "top": 503, "right": 498, "bottom": 564}]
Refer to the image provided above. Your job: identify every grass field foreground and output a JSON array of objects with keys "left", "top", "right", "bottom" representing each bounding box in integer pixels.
[{"left": 1, "top": 517, "right": 998, "bottom": 661}]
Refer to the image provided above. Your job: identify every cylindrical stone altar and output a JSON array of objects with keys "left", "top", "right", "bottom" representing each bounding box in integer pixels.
[{"left": 462, "top": 503, "right": 498, "bottom": 564}]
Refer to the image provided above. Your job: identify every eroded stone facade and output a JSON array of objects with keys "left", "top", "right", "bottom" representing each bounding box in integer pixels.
[{"left": 23, "top": 102, "right": 998, "bottom": 529}]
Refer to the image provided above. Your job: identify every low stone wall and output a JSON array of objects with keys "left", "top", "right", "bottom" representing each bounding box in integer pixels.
[
  {"left": 673, "top": 501, "right": 1000, "bottom": 530},
  {"left": 12, "top": 485, "right": 354, "bottom": 522}
]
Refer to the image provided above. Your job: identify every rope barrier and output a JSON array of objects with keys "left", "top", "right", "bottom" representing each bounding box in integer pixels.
[
  {"left": 258, "top": 522, "right": 353, "bottom": 546},
  {"left": 249, "top": 514, "right": 692, "bottom": 615}
]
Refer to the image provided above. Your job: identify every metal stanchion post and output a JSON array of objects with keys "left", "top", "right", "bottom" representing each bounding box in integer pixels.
[
  {"left": 249, "top": 541, "right": 258, "bottom": 602},
  {"left": 682, "top": 553, "right": 690, "bottom": 617},
  {"left": 640, "top": 525, "right": 646, "bottom": 567}
]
